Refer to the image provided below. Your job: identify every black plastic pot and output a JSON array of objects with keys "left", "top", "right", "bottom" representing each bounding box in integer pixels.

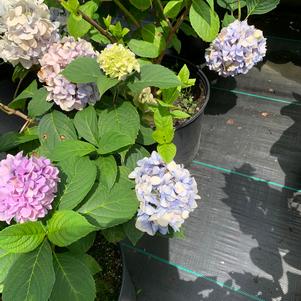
[
  {"left": 0, "top": 79, "right": 22, "bottom": 134},
  {"left": 163, "top": 56, "right": 210, "bottom": 166},
  {"left": 118, "top": 245, "right": 136, "bottom": 301}
]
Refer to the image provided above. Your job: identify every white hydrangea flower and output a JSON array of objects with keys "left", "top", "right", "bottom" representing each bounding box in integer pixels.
[{"left": 0, "top": 0, "right": 59, "bottom": 68}]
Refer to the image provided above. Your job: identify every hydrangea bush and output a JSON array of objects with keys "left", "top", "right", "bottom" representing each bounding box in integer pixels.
[{"left": 0, "top": 0, "right": 279, "bottom": 300}]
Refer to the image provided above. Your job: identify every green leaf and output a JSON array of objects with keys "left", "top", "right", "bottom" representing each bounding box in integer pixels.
[
  {"left": 47, "top": 210, "right": 96, "bottom": 247},
  {"left": 128, "top": 39, "right": 160, "bottom": 58},
  {"left": 28, "top": 87, "right": 53, "bottom": 117},
  {"left": 77, "top": 254, "right": 101, "bottom": 275},
  {"left": 189, "top": 0, "right": 220, "bottom": 42},
  {"left": 9, "top": 80, "right": 37, "bottom": 110},
  {"left": 2, "top": 240, "right": 55, "bottom": 301},
  {"left": 217, "top": 0, "right": 246, "bottom": 11},
  {"left": 0, "top": 131, "right": 38, "bottom": 152},
  {"left": 123, "top": 218, "right": 144, "bottom": 245},
  {"left": 102, "top": 225, "right": 126, "bottom": 243},
  {"left": 154, "top": 107, "right": 173, "bottom": 129},
  {"left": 62, "top": 57, "right": 102, "bottom": 83},
  {"left": 222, "top": 12, "right": 236, "bottom": 27},
  {"left": 246, "top": 0, "right": 279, "bottom": 15},
  {"left": 61, "top": 0, "right": 80, "bottom": 13},
  {"left": 67, "top": 1, "right": 98, "bottom": 38},
  {"left": 38, "top": 110, "right": 77, "bottom": 151},
  {"left": 171, "top": 110, "right": 190, "bottom": 119},
  {"left": 164, "top": 0, "right": 183, "bottom": 18},
  {"left": 129, "top": 24, "right": 166, "bottom": 58},
  {"left": 50, "top": 253, "right": 96, "bottom": 301},
  {"left": 152, "top": 128, "right": 174, "bottom": 144},
  {"left": 95, "top": 156, "right": 117, "bottom": 190},
  {"left": 96, "top": 72, "right": 119, "bottom": 97},
  {"left": 58, "top": 157, "right": 97, "bottom": 210},
  {"left": 0, "top": 222, "right": 46, "bottom": 253},
  {"left": 51, "top": 140, "right": 96, "bottom": 161},
  {"left": 98, "top": 101, "right": 140, "bottom": 152},
  {"left": 12, "top": 65, "right": 29, "bottom": 83},
  {"left": 98, "top": 132, "right": 133, "bottom": 154},
  {"left": 136, "top": 123, "right": 155, "bottom": 145},
  {"left": 125, "top": 144, "right": 149, "bottom": 171},
  {"left": 178, "top": 64, "right": 190, "bottom": 84},
  {"left": 0, "top": 250, "right": 20, "bottom": 284},
  {"left": 91, "top": 33, "right": 110, "bottom": 45},
  {"left": 157, "top": 142, "right": 176, "bottom": 163},
  {"left": 68, "top": 232, "right": 96, "bottom": 254},
  {"left": 128, "top": 64, "right": 181, "bottom": 93},
  {"left": 129, "top": 0, "right": 152, "bottom": 10},
  {"left": 74, "top": 106, "right": 99, "bottom": 146},
  {"left": 79, "top": 170, "right": 139, "bottom": 228}
]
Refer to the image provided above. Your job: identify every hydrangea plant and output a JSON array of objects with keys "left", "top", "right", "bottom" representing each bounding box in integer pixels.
[{"left": 0, "top": 0, "right": 279, "bottom": 300}]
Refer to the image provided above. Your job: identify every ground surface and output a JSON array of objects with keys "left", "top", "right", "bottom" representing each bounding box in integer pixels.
[{"left": 123, "top": 6, "right": 301, "bottom": 301}]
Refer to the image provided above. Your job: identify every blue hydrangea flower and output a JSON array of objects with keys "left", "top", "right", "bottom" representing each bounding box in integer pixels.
[
  {"left": 129, "top": 152, "right": 200, "bottom": 236},
  {"left": 205, "top": 20, "right": 266, "bottom": 77}
]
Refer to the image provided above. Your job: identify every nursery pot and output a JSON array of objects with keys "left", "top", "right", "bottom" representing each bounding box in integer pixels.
[
  {"left": 163, "top": 56, "right": 210, "bottom": 166},
  {"left": 118, "top": 245, "right": 136, "bottom": 301},
  {"left": 0, "top": 77, "right": 22, "bottom": 134}
]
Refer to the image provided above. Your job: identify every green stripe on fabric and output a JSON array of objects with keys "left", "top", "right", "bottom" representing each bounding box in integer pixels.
[
  {"left": 122, "top": 243, "right": 266, "bottom": 301},
  {"left": 192, "top": 160, "right": 301, "bottom": 192},
  {"left": 212, "top": 86, "right": 301, "bottom": 106}
]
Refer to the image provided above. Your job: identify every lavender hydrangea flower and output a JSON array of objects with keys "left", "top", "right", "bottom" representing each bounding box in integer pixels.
[
  {"left": 38, "top": 37, "right": 100, "bottom": 111},
  {"left": 205, "top": 20, "right": 266, "bottom": 77},
  {"left": 129, "top": 151, "right": 200, "bottom": 236},
  {"left": 0, "top": 0, "right": 59, "bottom": 68},
  {"left": 0, "top": 152, "right": 59, "bottom": 224}
]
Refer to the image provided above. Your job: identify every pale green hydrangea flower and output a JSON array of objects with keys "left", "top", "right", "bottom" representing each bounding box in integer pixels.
[{"left": 97, "top": 43, "right": 140, "bottom": 80}]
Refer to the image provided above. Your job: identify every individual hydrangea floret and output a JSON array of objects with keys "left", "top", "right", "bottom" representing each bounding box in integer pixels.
[
  {"left": 0, "top": 152, "right": 60, "bottom": 224},
  {"left": 129, "top": 151, "right": 200, "bottom": 236},
  {"left": 0, "top": 0, "right": 59, "bottom": 68},
  {"left": 97, "top": 43, "right": 140, "bottom": 80},
  {"left": 205, "top": 20, "right": 266, "bottom": 77},
  {"left": 38, "top": 37, "right": 100, "bottom": 111}
]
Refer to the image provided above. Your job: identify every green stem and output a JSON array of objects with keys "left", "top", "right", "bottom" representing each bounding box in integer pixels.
[
  {"left": 154, "top": 0, "right": 172, "bottom": 29},
  {"left": 155, "top": 5, "right": 190, "bottom": 64},
  {"left": 13, "top": 71, "right": 28, "bottom": 100},
  {"left": 113, "top": 0, "right": 141, "bottom": 28},
  {"left": 238, "top": 0, "right": 241, "bottom": 20},
  {"left": 57, "top": 0, "right": 116, "bottom": 43}
]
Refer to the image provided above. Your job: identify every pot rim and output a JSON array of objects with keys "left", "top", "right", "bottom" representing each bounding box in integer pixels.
[{"left": 164, "top": 55, "right": 211, "bottom": 130}]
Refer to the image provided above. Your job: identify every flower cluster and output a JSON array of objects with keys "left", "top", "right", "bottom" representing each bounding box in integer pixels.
[
  {"left": 97, "top": 43, "right": 140, "bottom": 80},
  {"left": 129, "top": 152, "right": 200, "bottom": 236},
  {"left": 38, "top": 37, "right": 100, "bottom": 111},
  {"left": 0, "top": 152, "right": 59, "bottom": 224},
  {"left": 0, "top": 0, "right": 59, "bottom": 69},
  {"left": 205, "top": 20, "right": 266, "bottom": 77}
]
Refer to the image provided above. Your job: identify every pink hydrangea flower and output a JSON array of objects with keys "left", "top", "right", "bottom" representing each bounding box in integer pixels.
[
  {"left": 0, "top": 152, "right": 60, "bottom": 224},
  {"left": 38, "top": 36, "right": 99, "bottom": 111}
]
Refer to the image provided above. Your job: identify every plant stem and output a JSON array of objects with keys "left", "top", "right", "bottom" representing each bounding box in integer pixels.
[
  {"left": 57, "top": 0, "right": 116, "bottom": 43},
  {"left": 155, "top": 6, "right": 190, "bottom": 64},
  {"left": 13, "top": 71, "right": 28, "bottom": 100},
  {"left": 79, "top": 10, "right": 116, "bottom": 43},
  {"left": 238, "top": 0, "right": 241, "bottom": 20},
  {"left": 0, "top": 102, "right": 33, "bottom": 123},
  {"left": 113, "top": 0, "right": 141, "bottom": 28},
  {"left": 154, "top": 0, "right": 172, "bottom": 29}
]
